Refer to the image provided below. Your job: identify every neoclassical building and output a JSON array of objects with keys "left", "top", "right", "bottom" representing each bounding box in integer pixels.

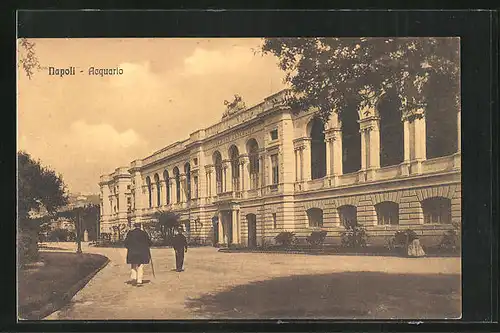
[{"left": 99, "top": 89, "right": 461, "bottom": 247}]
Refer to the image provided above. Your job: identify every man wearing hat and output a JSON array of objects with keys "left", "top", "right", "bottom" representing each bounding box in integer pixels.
[
  {"left": 172, "top": 226, "right": 188, "bottom": 272},
  {"left": 124, "top": 223, "right": 152, "bottom": 286}
]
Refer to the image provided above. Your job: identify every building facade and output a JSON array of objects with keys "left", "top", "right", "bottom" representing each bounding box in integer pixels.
[{"left": 99, "top": 89, "right": 461, "bottom": 247}]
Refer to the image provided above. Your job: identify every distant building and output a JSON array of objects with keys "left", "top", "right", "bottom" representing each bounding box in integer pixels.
[{"left": 99, "top": 89, "right": 461, "bottom": 247}]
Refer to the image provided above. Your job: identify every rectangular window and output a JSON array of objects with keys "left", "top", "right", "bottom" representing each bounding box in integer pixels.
[
  {"left": 270, "top": 129, "right": 278, "bottom": 140},
  {"left": 273, "top": 213, "right": 277, "bottom": 229},
  {"left": 271, "top": 154, "right": 279, "bottom": 185},
  {"left": 116, "top": 198, "right": 119, "bottom": 211},
  {"left": 193, "top": 158, "right": 198, "bottom": 165}
]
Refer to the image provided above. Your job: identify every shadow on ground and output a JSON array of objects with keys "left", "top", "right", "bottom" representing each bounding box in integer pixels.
[{"left": 185, "top": 272, "right": 461, "bottom": 320}]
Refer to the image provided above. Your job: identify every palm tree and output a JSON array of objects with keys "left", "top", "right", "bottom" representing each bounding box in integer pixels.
[{"left": 152, "top": 210, "right": 181, "bottom": 245}]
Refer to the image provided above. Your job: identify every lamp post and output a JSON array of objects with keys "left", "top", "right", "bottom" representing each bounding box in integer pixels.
[{"left": 76, "top": 208, "right": 82, "bottom": 254}]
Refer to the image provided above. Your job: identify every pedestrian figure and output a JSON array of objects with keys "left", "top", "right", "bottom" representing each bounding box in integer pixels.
[
  {"left": 124, "top": 223, "right": 152, "bottom": 286},
  {"left": 407, "top": 238, "right": 426, "bottom": 257},
  {"left": 172, "top": 227, "right": 188, "bottom": 272}
]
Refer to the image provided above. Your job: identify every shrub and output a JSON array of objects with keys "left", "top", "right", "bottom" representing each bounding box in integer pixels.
[
  {"left": 18, "top": 227, "right": 40, "bottom": 264},
  {"left": 48, "top": 229, "right": 74, "bottom": 242},
  {"left": 340, "top": 224, "right": 367, "bottom": 249},
  {"left": 260, "top": 238, "right": 272, "bottom": 249},
  {"left": 439, "top": 221, "right": 461, "bottom": 252},
  {"left": 188, "top": 237, "right": 205, "bottom": 247},
  {"left": 306, "top": 230, "right": 328, "bottom": 247},
  {"left": 393, "top": 229, "right": 418, "bottom": 247},
  {"left": 274, "top": 231, "right": 296, "bottom": 247}
]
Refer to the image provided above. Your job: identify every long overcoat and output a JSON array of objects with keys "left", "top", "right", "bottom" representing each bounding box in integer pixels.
[{"left": 124, "top": 228, "right": 152, "bottom": 264}]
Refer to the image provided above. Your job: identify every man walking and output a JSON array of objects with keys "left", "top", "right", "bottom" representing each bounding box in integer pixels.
[
  {"left": 124, "top": 223, "right": 152, "bottom": 286},
  {"left": 172, "top": 227, "right": 188, "bottom": 272}
]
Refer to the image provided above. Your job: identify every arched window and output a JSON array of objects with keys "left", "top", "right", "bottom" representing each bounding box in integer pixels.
[
  {"left": 375, "top": 201, "right": 399, "bottom": 225},
  {"left": 229, "top": 145, "right": 240, "bottom": 192},
  {"left": 173, "top": 167, "right": 180, "bottom": 203},
  {"left": 184, "top": 163, "right": 191, "bottom": 201},
  {"left": 247, "top": 139, "right": 260, "bottom": 189},
  {"left": 306, "top": 208, "right": 324, "bottom": 228},
  {"left": 378, "top": 91, "right": 404, "bottom": 167},
  {"left": 340, "top": 106, "right": 361, "bottom": 174},
  {"left": 309, "top": 118, "right": 327, "bottom": 179},
  {"left": 163, "top": 170, "right": 170, "bottom": 204},
  {"left": 425, "top": 73, "right": 459, "bottom": 159},
  {"left": 213, "top": 151, "right": 223, "bottom": 194},
  {"left": 145, "top": 176, "right": 152, "bottom": 208},
  {"left": 422, "top": 197, "right": 452, "bottom": 224},
  {"left": 154, "top": 173, "right": 161, "bottom": 207},
  {"left": 338, "top": 205, "right": 357, "bottom": 228}
]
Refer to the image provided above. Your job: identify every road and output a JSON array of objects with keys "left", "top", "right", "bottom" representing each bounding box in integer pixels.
[{"left": 43, "top": 242, "right": 461, "bottom": 320}]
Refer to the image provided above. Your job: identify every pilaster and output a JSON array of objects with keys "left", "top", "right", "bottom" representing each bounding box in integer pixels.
[
  {"left": 402, "top": 108, "right": 426, "bottom": 175},
  {"left": 232, "top": 209, "right": 239, "bottom": 244},
  {"left": 179, "top": 174, "right": 187, "bottom": 203},
  {"left": 239, "top": 155, "right": 249, "bottom": 197},
  {"left": 223, "top": 160, "right": 232, "bottom": 192}
]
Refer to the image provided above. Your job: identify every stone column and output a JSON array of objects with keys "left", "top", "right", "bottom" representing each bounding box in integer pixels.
[
  {"left": 259, "top": 154, "right": 265, "bottom": 188},
  {"left": 302, "top": 138, "right": 312, "bottom": 181},
  {"left": 240, "top": 155, "right": 249, "bottom": 197},
  {"left": 205, "top": 165, "right": 213, "bottom": 198},
  {"left": 294, "top": 149, "right": 299, "bottom": 182},
  {"left": 299, "top": 148, "right": 304, "bottom": 181},
  {"left": 150, "top": 182, "right": 156, "bottom": 208},
  {"left": 414, "top": 116, "right": 426, "bottom": 161},
  {"left": 401, "top": 117, "right": 412, "bottom": 176},
  {"left": 190, "top": 171, "right": 197, "bottom": 200},
  {"left": 402, "top": 109, "right": 427, "bottom": 175},
  {"left": 412, "top": 112, "right": 427, "bottom": 174},
  {"left": 232, "top": 210, "right": 239, "bottom": 244},
  {"left": 205, "top": 171, "right": 211, "bottom": 197},
  {"left": 217, "top": 211, "right": 224, "bottom": 244},
  {"left": 358, "top": 116, "right": 380, "bottom": 181},
  {"left": 179, "top": 174, "right": 187, "bottom": 203},
  {"left": 368, "top": 120, "right": 381, "bottom": 170},
  {"left": 171, "top": 175, "right": 178, "bottom": 204},
  {"left": 223, "top": 160, "right": 232, "bottom": 192},
  {"left": 324, "top": 128, "right": 341, "bottom": 186},
  {"left": 212, "top": 166, "right": 218, "bottom": 196},
  {"left": 132, "top": 172, "right": 144, "bottom": 213},
  {"left": 332, "top": 128, "right": 343, "bottom": 176},
  {"left": 325, "top": 136, "right": 333, "bottom": 177},
  {"left": 166, "top": 178, "right": 172, "bottom": 205}
]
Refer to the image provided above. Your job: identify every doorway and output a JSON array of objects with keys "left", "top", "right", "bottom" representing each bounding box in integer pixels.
[
  {"left": 212, "top": 216, "right": 219, "bottom": 247},
  {"left": 247, "top": 213, "right": 257, "bottom": 248}
]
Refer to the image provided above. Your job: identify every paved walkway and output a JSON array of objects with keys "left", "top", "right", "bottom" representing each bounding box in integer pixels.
[{"left": 42, "top": 242, "right": 461, "bottom": 320}]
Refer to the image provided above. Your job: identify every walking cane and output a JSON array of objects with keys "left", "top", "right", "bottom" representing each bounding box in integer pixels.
[
  {"left": 145, "top": 229, "right": 156, "bottom": 279},
  {"left": 150, "top": 255, "right": 156, "bottom": 279}
]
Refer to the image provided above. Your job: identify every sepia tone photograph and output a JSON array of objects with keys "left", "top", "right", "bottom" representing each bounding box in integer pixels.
[{"left": 17, "top": 37, "right": 461, "bottom": 321}]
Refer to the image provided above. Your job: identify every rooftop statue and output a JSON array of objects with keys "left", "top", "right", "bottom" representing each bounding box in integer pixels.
[{"left": 222, "top": 94, "right": 246, "bottom": 119}]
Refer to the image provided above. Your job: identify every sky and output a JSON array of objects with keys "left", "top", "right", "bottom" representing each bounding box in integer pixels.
[{"left": 18, "top": 38, "right": 287, "bottom": 195}]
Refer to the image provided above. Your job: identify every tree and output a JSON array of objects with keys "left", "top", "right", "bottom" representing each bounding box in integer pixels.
[
  {"left": 261, "top": 38, "right": 459, "bottom": 121},
  {"left": 152, "top": 210, "right": 181, "bottom": 245},
  {"left": 18, "top": 151, "right": 68, "bottom": 223},
  {"left": 56, "top": 204, "right": 100, "bottom": 253},
  {"left": 18, "top": 38, "right": 41, "bottom": 80},
  {"left": 18, "top": 151, "right": 68, "bottom": 262}
]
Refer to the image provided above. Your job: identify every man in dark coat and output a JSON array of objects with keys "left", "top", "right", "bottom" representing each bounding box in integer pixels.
[
  {"left": 124, "top": 223, "right": 152, "bottom": 285},
  {"left": 172, "top": 227, "right": 188, "bottom": 272}
]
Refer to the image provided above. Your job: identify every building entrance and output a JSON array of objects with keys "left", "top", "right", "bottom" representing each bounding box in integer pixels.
[{"left": 217, "top": 209, "right": 240, "bottom": 246}]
